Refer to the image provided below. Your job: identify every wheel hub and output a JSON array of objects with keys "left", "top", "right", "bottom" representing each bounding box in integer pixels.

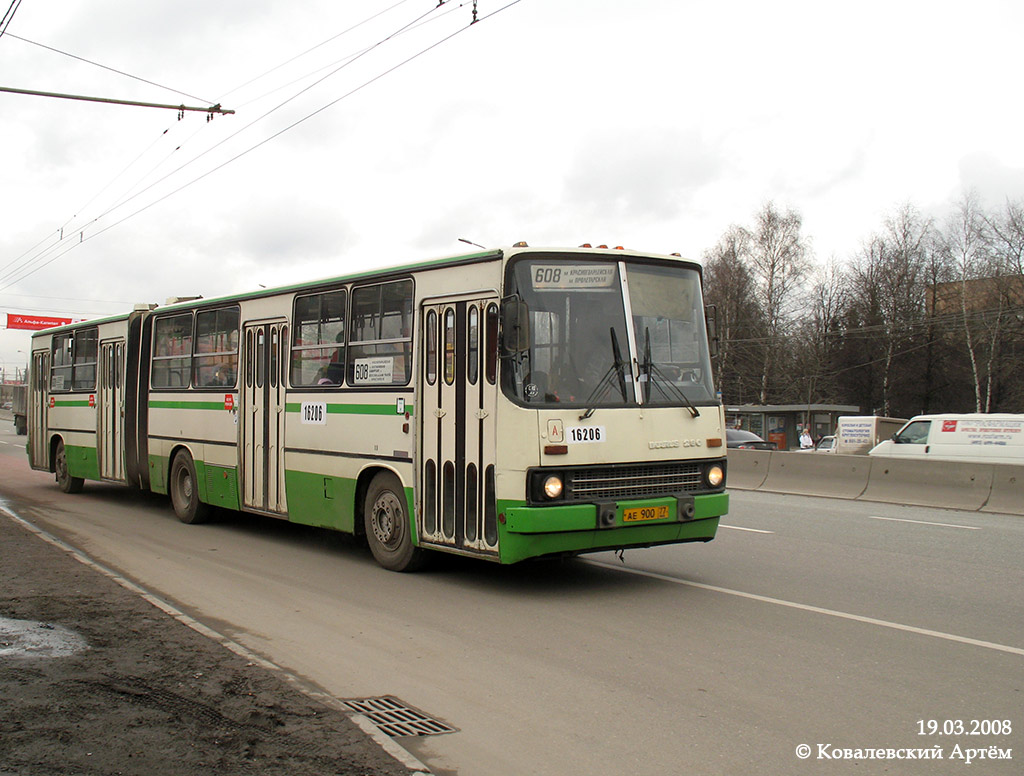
[{"left": 371, "top": 494, "right": 401, "bottom": 547}]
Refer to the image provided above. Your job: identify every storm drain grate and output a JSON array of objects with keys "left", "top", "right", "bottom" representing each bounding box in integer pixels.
[{"left": 342, "top": 696, "right": 456, "bottom": 737}]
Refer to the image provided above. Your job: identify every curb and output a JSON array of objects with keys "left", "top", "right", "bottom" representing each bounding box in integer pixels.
[{"left": 0, "top": 497, "right": 433, "bottom": 775}]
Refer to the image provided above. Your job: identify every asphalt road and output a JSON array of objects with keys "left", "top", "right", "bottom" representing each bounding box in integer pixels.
[{"left": 1, "top": 417, "right": 1021, "bottom": 775}]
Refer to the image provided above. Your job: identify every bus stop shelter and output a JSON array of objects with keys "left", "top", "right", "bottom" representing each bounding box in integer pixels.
[{"left": 725, "top": 403, "right": 860, "bottom": 450}]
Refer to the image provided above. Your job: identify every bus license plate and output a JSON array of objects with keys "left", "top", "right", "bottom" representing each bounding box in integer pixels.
[{"left": 622, "top": 505, "right": 670, "bottom": 523}]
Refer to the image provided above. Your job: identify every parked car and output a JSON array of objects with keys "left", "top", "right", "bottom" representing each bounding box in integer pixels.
[
  {"left": 814, "top": 435, "right": 837, "bottom": 453},
  {"left": 726, "top": 429, "right": 777, "bottom": 450}
]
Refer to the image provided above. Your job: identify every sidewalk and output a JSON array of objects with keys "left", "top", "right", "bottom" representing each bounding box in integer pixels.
[{"left": 0, "top": 507, "right": 423, "bottom": 776}]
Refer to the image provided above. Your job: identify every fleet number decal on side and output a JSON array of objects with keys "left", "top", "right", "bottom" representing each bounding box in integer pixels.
[
  {"left": 301, "top": 402, "right": 327, "bottom": 425},
  {"left": 567, "top": 426, "right": 605, "bottom": 443}
]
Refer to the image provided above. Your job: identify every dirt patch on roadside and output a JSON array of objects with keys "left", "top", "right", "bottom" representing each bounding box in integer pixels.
[{"left": 0, "top": 514, "right": 417, "bottom": 776}]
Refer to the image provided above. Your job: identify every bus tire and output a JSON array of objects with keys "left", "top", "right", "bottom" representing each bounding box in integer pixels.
[
  {"left": 170, "top": 452, "right": 210, "bottom": 525},
  {"left": 55, "top": 439, "right": 84, "bottom": 494},
  {"left": 364, "top": 472, "right": 425, "bottom": 572}
]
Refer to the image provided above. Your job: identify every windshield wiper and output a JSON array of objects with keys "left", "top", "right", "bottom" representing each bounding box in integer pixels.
[
  {"left": 579, "top": 328, "right": 628, "bottom": 420},
  {"left": 640, "top": 328, "right": 700, "bottom": 418}
]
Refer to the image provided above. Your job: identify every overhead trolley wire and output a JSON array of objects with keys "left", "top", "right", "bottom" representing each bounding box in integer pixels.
[
  {"left": 0, "top": 1, "right": 438, "bottom": 291},
  {"left": 3, "top": 32, "right": 212, "bottom": 104},
  {"left": 221, "top": 0, "right": 416, "bottom": 105},
  {"left": 228, "top": 0, "right": 469, "bottom": 112},
  {"left": 0, "top": 0, "right": 23, "bottom": 38},
  {"left": 0, "top": 2, "right": 445, "bottom": 291},
  {"left": 0, "top": 0, "right": 524, "bottom": 293}
]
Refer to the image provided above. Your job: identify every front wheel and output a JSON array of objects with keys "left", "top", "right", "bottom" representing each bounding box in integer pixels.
[
  {"left": 54, "top": 439, "right": 84, "bottom": 494},
  {"left": 169, "top": 452, "right": 210, "bottom": 524},
  {"left": 364, "top": 472, "right": 425, "bottom": 572}
]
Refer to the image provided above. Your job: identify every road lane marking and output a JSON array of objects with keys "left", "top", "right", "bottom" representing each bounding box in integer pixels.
[
  {"left": 869, "top": 515, "right": 980, "bottom": 530},
  {"left": 586, "top": 560, "right": 1024, "bottom": 657},
  {"left": 719, "top": 524, "right": 774, "bottom": 534}
]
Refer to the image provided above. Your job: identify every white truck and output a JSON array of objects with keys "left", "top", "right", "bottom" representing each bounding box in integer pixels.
[
  {"left": 817, "top": 416, "right": 907, "bottom": 455},
  {"left": 869, "top": 413, "right": 1024, "bottom": 465},
  {"left": 11, "top": 384, "right": 28, "bottom": 436}
]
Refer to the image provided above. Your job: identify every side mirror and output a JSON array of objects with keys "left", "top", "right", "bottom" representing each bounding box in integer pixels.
[
  {"left": 704, "top": 304, "right": 719, "bottom": 358},
  {"left": 500, "top": 295, "right": 530, "bottom": 355}
]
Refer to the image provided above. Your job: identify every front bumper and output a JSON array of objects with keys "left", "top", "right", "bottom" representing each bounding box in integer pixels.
[{"left": 496, "top": 491, "right": 728, "bottom": 564}]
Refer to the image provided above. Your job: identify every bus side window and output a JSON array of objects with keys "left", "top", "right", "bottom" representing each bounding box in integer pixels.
[
  {"left": 443, "top": 308, "right": 455, "bottom": 386},
  {"left": 256, "top": 329, "right": 265, "bottom": 389},
  {"left": 50, "top": 333, "right": 73, "bottom": 392},
  {"left": 348, "top": 279, "right": 413, "bottom": 386},
  {"left": 152, "top": 314, "right": 194, "bottom": 389},
  {"left": 72, "top": 328, "right": 98, "bottom": 391},
  {"left": 485, "top": 303, "right": 498, "bottom": 385},
  {"left": 193, "top": 307, "right": 240, "bottom": 388},
  {"left": 425, "top": 310, "right": 437, "bottom": 386},
  {"left": 291, "top": 289, "right": 346, "bottom": 387},
  {"left": 245, "top": 329, "right": 254, "bottom": 388},
  {"left": 270, "top": 327, "right": 279, "bottom": 388},
  {"left": 467, "top": 305, "right": 479, "bottom": 385},
  {"left": 281, "top": 325, "right": 288, "bottom": 386}
]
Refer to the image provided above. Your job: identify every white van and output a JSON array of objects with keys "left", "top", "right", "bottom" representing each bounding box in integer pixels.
[
  {"left": 868, "top": 413, "right": 1024, "bottom": 465},
  {"left": 817, "top": 416, "right": 907, "bottom": 455}
]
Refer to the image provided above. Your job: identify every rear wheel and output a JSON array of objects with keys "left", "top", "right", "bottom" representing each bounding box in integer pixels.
[
  {"left": 364, "top": 472, "right": 425, "bottom": 572},
  {"left": 169, "top": 452, "right": 210, "bottom": 524},
  {"left": 54, "top": 440, "right": 84, "bottom": 494}
]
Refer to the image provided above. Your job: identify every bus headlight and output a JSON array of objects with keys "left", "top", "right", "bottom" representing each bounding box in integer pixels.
[
  {"left": 705, "top": 464, "right": 724, "bottom": 488},
  {"left": 542, "top": 475, "right": 564, "bottom": 500}
]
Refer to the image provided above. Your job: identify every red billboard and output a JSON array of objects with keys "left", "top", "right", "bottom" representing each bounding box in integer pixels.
[{"left": 5, "top": 313, "right": 79, "bottom": 330}]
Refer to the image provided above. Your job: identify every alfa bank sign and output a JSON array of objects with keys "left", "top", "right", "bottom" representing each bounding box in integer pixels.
[{"left": 5, "top": 313, "right": 83, "bottom": 331}]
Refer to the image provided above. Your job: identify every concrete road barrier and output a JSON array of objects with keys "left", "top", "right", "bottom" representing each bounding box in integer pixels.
[
  {"left": 760, "top": 453, "right": 870, "bottom": 499},
  {"left": 981, "top": 464, "right": 1024, "bottom": 516},
  {"left": 860, "top": 458, "right": 994, "bottom": 511},
  {"left": 725, "top": 449, "right": 770, "bottom": 490},
  {"left": 726, "top": 450, "right": 1023, "bottom": 517}
]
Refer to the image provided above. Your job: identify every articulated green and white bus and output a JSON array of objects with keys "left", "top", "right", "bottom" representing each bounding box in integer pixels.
[{"left": 28, "top": 244, "right": 728, "bottom": 570}]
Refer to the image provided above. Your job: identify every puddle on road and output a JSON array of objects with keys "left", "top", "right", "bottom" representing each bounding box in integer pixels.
[{"left": 0, "top": 616, "right": 88, "bottom": 658}]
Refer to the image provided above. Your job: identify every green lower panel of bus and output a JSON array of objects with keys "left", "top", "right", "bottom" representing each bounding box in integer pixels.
[
  {"left": 283, "top": 470, "right": 359, "bottom": 533},
  {"left": 197, "top": 462, "right": 240, "bottom": 510},
  {"left": 66, "top": 444, "right": 100, "bottom": 482},
  {"left": 146, "top": 455, "right": 239, "bottom": 510},
  {"left": 497, "top": 492, "right": 728, "bottom": 565}
]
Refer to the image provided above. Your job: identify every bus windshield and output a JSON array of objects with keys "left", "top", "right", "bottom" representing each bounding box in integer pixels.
[{"left": 503, "top": 257, "right": 716, "bottom": 409}]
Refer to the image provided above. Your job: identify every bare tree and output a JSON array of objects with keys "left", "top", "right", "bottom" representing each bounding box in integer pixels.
[
  {"left": 702, "top": 227, "right": 764, "bottom": 403},
  {"left": 741, "top": 202, "right": 812, "bottom": 404},
  {"left": 793, "top": 257, "right": 848, "bottom": 403},
  {"left": 939, "top": 192, "right": 1003, "bottom": 412},
  {"left": 844, "top": 204, "right": 933, "bottom": 416}
]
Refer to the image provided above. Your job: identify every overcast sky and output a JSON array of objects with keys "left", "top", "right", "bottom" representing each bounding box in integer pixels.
[{"left": 3, "top": 0, "right": 1023, "bottom": 373}]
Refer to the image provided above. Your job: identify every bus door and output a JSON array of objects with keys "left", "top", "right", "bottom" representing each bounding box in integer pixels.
[
  {"left": 419, "top": 297, "right": 499, "bottom": 554},
  {"left": 29, "top": 350, "right": 49, "bottom": 469},
  {"left": 241, "top": 320, "right": 288, "bottom": 515},
  {"left": 98, "top": 339, "right": 125, "bottom": 481}
]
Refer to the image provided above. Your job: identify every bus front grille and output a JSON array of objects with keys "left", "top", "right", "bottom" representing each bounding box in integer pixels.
[{"left": 566, "top": 462, "right": 706, "bottom": 502}]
